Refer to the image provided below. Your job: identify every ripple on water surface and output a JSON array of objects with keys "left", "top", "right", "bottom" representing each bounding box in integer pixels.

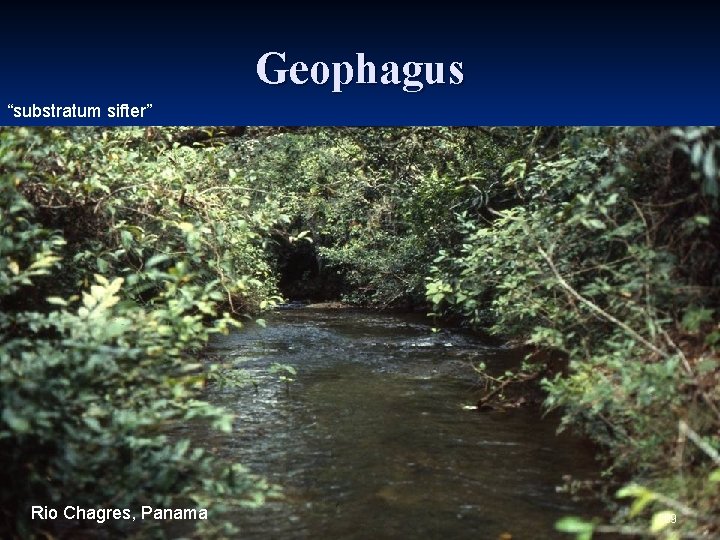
[{"left": 200, "top": 308, "right": 603, "bottom": 539}]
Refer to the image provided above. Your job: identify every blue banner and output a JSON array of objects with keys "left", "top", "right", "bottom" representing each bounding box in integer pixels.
[{"left": 3, "top": 4, "right": 719, "bottom": 125}]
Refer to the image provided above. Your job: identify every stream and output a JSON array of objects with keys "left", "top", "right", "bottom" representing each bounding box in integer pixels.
[{"left": 201, "top": 307, "right": 602, "bottom": 539}]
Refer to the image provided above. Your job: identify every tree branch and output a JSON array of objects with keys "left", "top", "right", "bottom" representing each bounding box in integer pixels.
[{"left": 537, "top": 245, "right": 669, "bottom": 359}]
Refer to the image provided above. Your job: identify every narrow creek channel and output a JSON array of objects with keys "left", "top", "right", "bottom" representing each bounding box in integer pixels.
[{"left": 201, "top": 307, "right": 603, "bottom": 539}]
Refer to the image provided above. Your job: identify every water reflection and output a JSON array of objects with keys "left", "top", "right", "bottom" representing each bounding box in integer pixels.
[{"left": 203, "top": 308, "right": 601, "bottom": 539}]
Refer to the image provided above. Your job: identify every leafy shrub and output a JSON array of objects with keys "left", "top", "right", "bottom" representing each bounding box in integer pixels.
[
  {"left": 0, "top": 128, "right": 277, "bottom": 537},
  {"left": 426, "top": 127, "right": 720, "bottom": 535}
]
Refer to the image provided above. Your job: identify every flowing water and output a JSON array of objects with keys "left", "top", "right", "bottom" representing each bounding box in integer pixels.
[{"left": 201, "top": 307, "right": 603, "bottom": 539}]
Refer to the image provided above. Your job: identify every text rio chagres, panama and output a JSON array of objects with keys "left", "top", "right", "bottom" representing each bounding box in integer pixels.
[{"left": 32, "top": 505, "right": 208, "bottom": 523}]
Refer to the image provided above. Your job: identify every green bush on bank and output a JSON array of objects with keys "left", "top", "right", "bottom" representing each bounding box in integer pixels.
[
  {"left": 425, "top": 127, "right": 720, "bottom": 537},
  {"left": 0, "top": 128, "right": 281, "bottom": 537}
]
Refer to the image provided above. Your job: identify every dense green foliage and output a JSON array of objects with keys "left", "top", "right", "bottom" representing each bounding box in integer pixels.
[
  {"left": 237, "top": 127, "right": 514, "bottom": 306},
  {"left": 0, "top": 128, "right": 280, "bottom": 537},
  {"left": 425, "top": 128, "right": 720, "bottom": 537},
  {"left": 2, "top": 126, "right": 719, "bottom": 538}
]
